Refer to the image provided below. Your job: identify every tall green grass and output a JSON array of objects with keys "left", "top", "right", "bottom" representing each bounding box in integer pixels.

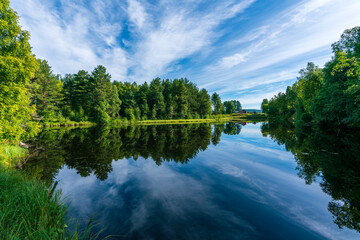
[
  {"left": 0, "top": 168, "right": 67, "bottom": 239},
  {"left": 0, "top": 144, "right": 28, "bottom": 167},
  {"left": 0, "top": 144, "right": 105, "bottom": 239},
  {"left": 0, "top": 168, "right": 105, "bottom": 239}
]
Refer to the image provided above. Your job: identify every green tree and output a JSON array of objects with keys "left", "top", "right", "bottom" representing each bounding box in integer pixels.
[
  {"left": 61, "top": 74, "right": 75, "bottom": 117},
  {"left": 211, "top": 92, "right": 224, "bottom": 115},
  {"left": 28, "top": 59, "right": 63, "bottom": 121},
  {"left": 261, "top": 99, "right": 269, "bottom": 114},
  {"left": 136, "top": 82, "right": 149, "bottom": 119},
  {"left": 224, "top": 101, "right": 235, "bottom": 114},
  {"left": 332, "top": 26, "right": 360, "bottom": 58},
  {"left": 73, "top": 70, "right": 91, "bottom": 114},
  {"left": 149, "top": 78, "right": 165, "bottom": 119},
  {"left": 198, "top": 89, "right": 212, "bottom": 118},
  {"left": 233, "top": 100, "right": 242, "bottom": 111},
  {"left": 88, "top": 65, "right": 114, "bottom": 123},
  {"left": 0, "top": 0, "right": 40, "bottom": 143}
]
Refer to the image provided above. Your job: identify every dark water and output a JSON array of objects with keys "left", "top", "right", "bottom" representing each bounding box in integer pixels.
[{"left": 24, "top": 122, "right": 360, "bottom": 239}]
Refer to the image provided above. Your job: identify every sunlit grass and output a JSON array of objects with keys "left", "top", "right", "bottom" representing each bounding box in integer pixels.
[
  {"left": 0, "top": 144, "right": 28, "bottom": 167},
  {"left": 108, "top": 115, "right": 234, "bottom": 126},
  {"left": 43, "top": 121, "right": 96, "bottom": 128}
]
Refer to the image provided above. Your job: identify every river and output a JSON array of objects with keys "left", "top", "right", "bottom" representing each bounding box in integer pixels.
[{"left": 24, "top": 122, "right": 359, "bottom": 239}]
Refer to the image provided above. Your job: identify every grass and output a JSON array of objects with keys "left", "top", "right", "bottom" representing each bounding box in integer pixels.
[
  {"left": 0, "top": 167, "right": 106, "bottom": 240},
  {"left": 107, "top": 115, "right": 234, "bottom": 126},
  {"left": 231, "top": 113, "right": 267, "bottom": 120},
  {"left": 0, "top": 144, "right": 106, "bottom": 239},
  {"left": 0, "top": 144, "right": 28, "bottom": 167},
  {"left": 42, "top": 121, "right": 96, "bottom": 128},
  {"left": 0, "top": 168, "right": 68, "bottom": 239},
  {"left": 41, "top": 114, "right": 266, "bottom": 129}
]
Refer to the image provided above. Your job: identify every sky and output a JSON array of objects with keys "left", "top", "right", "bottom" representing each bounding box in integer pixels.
[{"left": 12, "top": 0, "right": 360, "bottom": 108}]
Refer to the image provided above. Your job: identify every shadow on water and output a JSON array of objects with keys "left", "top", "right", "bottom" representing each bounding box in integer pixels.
[{"left": 261, "top": 122, "right": 360, "bottom": 233}]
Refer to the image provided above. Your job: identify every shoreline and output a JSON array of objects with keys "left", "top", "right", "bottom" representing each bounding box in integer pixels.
[{"left": 42, "top": 114, "right": 267, "bottom": 128}]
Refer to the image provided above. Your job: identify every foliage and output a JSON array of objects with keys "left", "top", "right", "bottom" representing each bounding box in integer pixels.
[
  {"left": 0, "top": 166, "right": 104, "bottom": 239},
  {"left": 0, "top": 0, "right": 40, "bottom": 143},
  {"left": 211, "top": 92, "right": 225, "bottom": 115},
  {"left": 264, "top": 26, "right": 360, "bottom": 128},
  {"left": 28, "top": 59, "right": 63, "bottom": 121},
  {"left": 224, "top": 101, "right": 235, "bottom": 114}
]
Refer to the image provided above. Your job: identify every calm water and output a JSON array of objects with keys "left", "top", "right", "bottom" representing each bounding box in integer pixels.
[{"left": 25, "top": 123, "right": 360, "bottom": 239}]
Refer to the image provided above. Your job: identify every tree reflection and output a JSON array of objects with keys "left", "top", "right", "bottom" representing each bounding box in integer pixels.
[
  {"left": 23, "top": 123, "right": 242, "bottom": 182},
  {"left": 262, "top": 122, "right": 360, "bottom": 232}
]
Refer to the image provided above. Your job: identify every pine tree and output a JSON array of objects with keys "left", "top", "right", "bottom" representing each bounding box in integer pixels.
[{"left": 28, "top": 59, "right": 63, "bottom": 120}]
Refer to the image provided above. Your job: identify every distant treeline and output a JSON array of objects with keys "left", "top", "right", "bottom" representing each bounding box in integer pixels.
[
  {"left": 261, "top": 27, "right": 360, "bottom": 128},
  {"left": 0, "top": 0, "right": 243, "bottom": 144},
  {"left": 29, "top": 61, "right": 242, "bottom": 122},
  {"left": 31, "top": 63, "right": 214, "bottom": 123}
]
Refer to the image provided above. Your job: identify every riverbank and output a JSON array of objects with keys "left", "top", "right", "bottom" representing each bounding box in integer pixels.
[
  {"left": 42, "top": 121, "right": 96, "bottom": 128},
  {"left": 42, "top": 114, "right": 266, "bottom": 128},
  {"left": 0, "top": 167, "right": 68, "bottom": 239},
  {"left": 231, "top": 113, "right": 267, "bottom": 121},
  {"left": 0, "top": 145, "right": 66, "bottom": 238},
  {"left": 0, "top": 145, "right": 100, "bottom": 239},
  {"left": 0, "top": 144, "right": 28, "bottom": 167},
  {"left": 108, "top": 115, "right": 234, "bottom": 126}
]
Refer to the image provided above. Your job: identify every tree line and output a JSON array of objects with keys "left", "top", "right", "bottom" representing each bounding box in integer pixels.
[
  {"left": 261, "top": 27, "right": 360, "bottom": 128},
  {"left": 0, "top": 0, "right": 242, "bottom": 143},
  {"left": 30, "top": 61, "right": 214, "bottom": 123},
  {"left": 31, "top": 61, "right": 242, "bottom": 124}
]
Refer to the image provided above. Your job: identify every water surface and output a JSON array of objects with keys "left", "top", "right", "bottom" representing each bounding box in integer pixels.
[{"left": 25, "top": 123, "right": 360, "bottom": 239}]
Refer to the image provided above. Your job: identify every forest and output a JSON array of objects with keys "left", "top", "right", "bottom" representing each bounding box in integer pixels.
[{"left": 261, "top": 26, "right": 360, "bottom": 128}]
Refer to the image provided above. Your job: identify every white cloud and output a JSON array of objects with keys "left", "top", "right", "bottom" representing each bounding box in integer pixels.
[
  {"left": 127, "top": 0, "right": 148, "bottom": 29},
  {"left": 128, "top": 0, "right": 257, "bottom": 82},
  {"left": 219, "top": 53, "right": 248, "bottom": 69},
  {"left": 12, "top": 0, "right": 128, "bottom": 79}
]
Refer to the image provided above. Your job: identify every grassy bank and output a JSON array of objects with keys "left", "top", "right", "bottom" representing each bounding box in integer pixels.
[
  {"left": 0, "top": 145, "right": 68, "bottom": 239},
  {"left": 108, "top": 115, "right": 233, "bottom": 126},
  {"left": 0, "top": 145, "right": 101, "bottom": 239},
  {"left": 231, "top": 113, "right": 267, "bottom": 121},
  {"left": 42, "top": 121, "right": 96, "bottom": 128},
  {"left": 0, "top": 144, "right": 28, "bottom": 167},
  {"left": 41, "top": 114, "right": 266, "bottom": 129},
  {"left": 0, "top": 167, "right": 68, "bottom": 239}
]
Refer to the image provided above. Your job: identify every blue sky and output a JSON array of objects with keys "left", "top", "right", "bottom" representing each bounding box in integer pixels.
[{"left": 12, "top": 0, "right": 360, "bottom": 108}]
